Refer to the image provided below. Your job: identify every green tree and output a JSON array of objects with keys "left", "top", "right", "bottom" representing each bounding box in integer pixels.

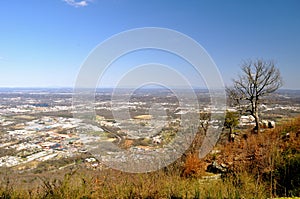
[{"left": 224, "top": 111, "right": 239, "bottom": 142}]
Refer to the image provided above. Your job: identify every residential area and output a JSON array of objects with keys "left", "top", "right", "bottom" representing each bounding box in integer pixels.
[{"left": 0, "top": 88, "right": 300, "bottom": 172}]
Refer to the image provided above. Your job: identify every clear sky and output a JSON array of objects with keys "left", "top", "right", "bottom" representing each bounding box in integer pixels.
[{"left": 0, "top": 0, "right": 299, "bottom": 89}]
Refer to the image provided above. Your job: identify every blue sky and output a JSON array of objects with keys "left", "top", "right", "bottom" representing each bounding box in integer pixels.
[{"left": 0, "top": 0, "right": 299, "bottom": 89}]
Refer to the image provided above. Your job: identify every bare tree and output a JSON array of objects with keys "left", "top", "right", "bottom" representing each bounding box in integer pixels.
[{"left": 227, "top": 59, "right": 283, "bottom": 133}]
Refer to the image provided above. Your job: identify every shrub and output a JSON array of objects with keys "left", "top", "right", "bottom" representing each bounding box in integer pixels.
[{"left": 182, "top": 153, "right": 206, "bottom": 177}]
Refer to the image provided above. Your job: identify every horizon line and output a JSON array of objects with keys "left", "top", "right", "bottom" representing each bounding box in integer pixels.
[{"left": 0, "top": 86, "right": 299, "bottom": 91}]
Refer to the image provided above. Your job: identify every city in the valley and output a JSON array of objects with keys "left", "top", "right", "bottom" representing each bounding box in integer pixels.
[{"left": 0, "top": 88, "right": 300, "bottom": 173}]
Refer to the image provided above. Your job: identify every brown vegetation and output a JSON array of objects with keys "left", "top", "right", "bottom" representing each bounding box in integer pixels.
[{"left": 218, "top": 116, "right": 300, "bottom": 197}]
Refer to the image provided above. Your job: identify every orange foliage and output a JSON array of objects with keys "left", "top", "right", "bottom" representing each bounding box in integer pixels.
[
  {"left": 182, "top": 153, "right": 206, "bottom": 177},
  {"left": 218, "top": 116, "right": 300, "bottom": 174}
]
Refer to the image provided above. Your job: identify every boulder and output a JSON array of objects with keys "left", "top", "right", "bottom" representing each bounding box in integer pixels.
[{"left": 206, "top": 161, "right": 227, "bottom": 174}]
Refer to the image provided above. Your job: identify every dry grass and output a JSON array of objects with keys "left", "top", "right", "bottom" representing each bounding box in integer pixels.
[
  {"left": 217, "top": 116, "right": 300, "bottom": 197},
  {"left": 0, "top": 168, "right": 268, "bottom": 198}
]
